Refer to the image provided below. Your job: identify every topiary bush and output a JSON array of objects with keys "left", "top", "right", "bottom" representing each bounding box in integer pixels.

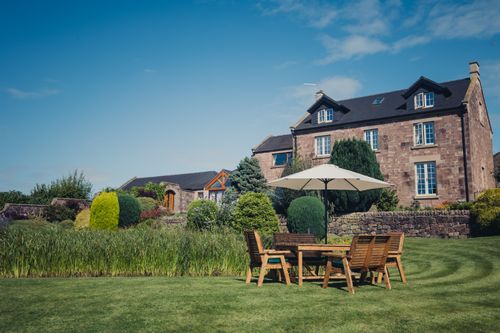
[
  {"left": 287, "top": 196, "right": 325, "bottom": 239},
  {"left": 187, "top": 199, "right": 218, "bottom": 230},
  {"left": 117, "top": 193, "right": 141, "bottom": 228},
  {"left": 75, "top": 208, "right": 90, "bottom": 229},
  {"left": 376, "top": 188, "right": 400, "bottom": 211},
  {"left": 89, "top": 192, "right": 120, "bottom": 230},
  {"left": 233, "top": 192, "right": 280, "bottom": 234},
  {"left": 471, "top": 189, "right": 500, "bottom": 234},
  {"left": 137, "top": 197, "right": 157, "bottom": 212}
]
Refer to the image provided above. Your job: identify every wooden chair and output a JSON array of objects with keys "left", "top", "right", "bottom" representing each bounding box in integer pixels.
[
  {"left": 244, "top": 230, "right": 292, "bottom": 287},
  {"left": 274, "top": 233, "right": 324, "bottom": 276},
  {"left": 378, "top": 232, "right": 407, "bottom": 284},
  {"left": 322, "top": 235, "right": 391, "bottom": 294}
]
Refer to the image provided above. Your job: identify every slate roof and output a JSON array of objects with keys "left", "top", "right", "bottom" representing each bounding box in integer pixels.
[
  {"left": 294, "top": 77, "right": 470, "bottom": 132},
  {"left": 120, "top": 171, "right": 218, "bottom": 191},
  {"left": 253, "top": 134, "right": 293, "bottom": 154}
]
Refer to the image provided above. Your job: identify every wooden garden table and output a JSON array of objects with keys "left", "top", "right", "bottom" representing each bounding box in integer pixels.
[{"left": 287, "top": 243, "right": 351, "bottom": 287}]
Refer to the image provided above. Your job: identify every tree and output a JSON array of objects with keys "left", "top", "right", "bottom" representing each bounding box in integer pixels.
[
  {"left": 229, "top": 157, "right": 268, "bottom": 195},
  {"left": 376, "top": 188, "right": 399, "bottom": 211},
  {"left": 0, "top": 191, "right": 30, "bottom": 210},
  {"left": 233, "top": 192, "right": 280, "bottom": 234},
  {"left": 272, "top": 155, "right": 314, "bottom": 216},
  {"left": 30, "top": 170, "right": 93, "bottom": 205},
  {"left": 328, "top": 138, "right": 384, "bottom": 213}
]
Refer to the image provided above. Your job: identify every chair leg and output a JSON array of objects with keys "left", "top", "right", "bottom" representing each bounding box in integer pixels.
[
  {"left": 396, "top": 257, "right": 407, "bottom": 284},
  {"left": 343, "top": 258, "right": 354, "bottom": 295},
  {"left": 377, "top": 271, "right": 383, "bottom": 284},
  {"left": 245, "top": 267, "right": 252, "bottom": 284},
  {"left": 383, "top": 266, "right": 392, "bottom": 290},
  {"left": 322, "top": 260, "right": 333, "bottom": 289},
  {"left": 257, "top": 264, "right": 267, "bottom": 287},
  {"left": 370, "top": 271, "right": 376, "bottom": 285},
  {"left": 359, "top": 271, "right": 367, "bottom": 284},
  {"left": 280, "top": 257, "right": 291, "bottom": 286}
]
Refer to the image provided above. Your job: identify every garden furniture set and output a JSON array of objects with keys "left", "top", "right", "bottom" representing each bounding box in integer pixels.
[{"left": 244, "top": 230, "right": 407, "bottom": 294}]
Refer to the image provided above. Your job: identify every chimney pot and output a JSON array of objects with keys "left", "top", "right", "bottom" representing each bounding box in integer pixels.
[
  {"left": 315, "top": 90, "right": 324, "bottom": 101},
  {"left": 469, "top": 61, "right": 480, "bottom": 80}
]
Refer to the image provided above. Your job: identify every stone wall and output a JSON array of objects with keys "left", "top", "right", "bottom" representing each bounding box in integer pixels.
[
  {"left": 329, "top": 210, "right": 470, "bottom": 238},
  {"left": 253, "top": 150, "right": 292, "bottom": 182}
]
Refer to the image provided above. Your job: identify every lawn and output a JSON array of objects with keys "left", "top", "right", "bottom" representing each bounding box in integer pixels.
[{"left": 1, "top": 236, "right": 500, "bottom": 333}]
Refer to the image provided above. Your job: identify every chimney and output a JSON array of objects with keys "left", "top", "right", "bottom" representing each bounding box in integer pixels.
[
  {"left": 315, "top": 90, "right": 324, "bottom": 101},
  {"left": 469, "top": 61, "right": 480, "bottom": 80}
]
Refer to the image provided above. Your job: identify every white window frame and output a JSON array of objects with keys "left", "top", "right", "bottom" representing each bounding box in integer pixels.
[
  {"left": 413, "top": 121, "right": 435, "bottom": 146},
  {"left": 414, "top": 92, "right": 435, "bottom": 109},
  {"left": 317, "top": 108, "right": 333, "bottom": 124},
  {"left": 424, "top": 92, "right": 434, "bottom": 107},
  {"left": 315, "top": 135, "right": 331, "bottom": 157},
  {"left": 364, "top": 129, "right": 379, "bottom": 150},
  {"left": 415, "top": 161, "right": 437, "bottom": 196}
]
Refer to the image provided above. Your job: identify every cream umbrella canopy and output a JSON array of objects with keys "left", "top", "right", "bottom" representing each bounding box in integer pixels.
[{"left": 268, "top": 164, "right": 391, "bottom": 243}]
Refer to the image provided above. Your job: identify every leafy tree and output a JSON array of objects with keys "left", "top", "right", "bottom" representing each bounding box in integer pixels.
[
  {"left": 130, "top": 182, "right": 165, "bottom": 202},
  {"left": 30, "top": 170, "right": 92, "bottom": 205},
  {"left": 233, "top": 192, "right": 280, "bottom": 234},
  {"left": 272, "top": 156, "right": 314, "bottom": 216},
  {"left": 187, "top": 199, "right": 219, "bottom": 230},
  {"left": 328, "top": 138, "right": 383, "bottom": 213},
  {"left": 0, "top": 191, "right": 30, "bottom": 210},
  {"left": 229, "top": 157, "right": 268, "bottom": 196},
  {"left": 376, "top": 188, "right": 400, "bottom": 211}
]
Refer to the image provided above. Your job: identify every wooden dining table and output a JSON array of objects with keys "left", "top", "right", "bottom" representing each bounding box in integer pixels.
[{"left": 285, "top": 243, "right": 351, "bottom": 287}]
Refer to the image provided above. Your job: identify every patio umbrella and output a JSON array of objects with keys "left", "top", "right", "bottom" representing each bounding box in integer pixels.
[{"left": 268, "top": 164, "right": 391, "bottom": 244}]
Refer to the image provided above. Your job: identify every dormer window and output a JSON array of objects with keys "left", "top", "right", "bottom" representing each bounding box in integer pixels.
[
  {"left": 318, "top": 108, "right": 334, "bottom": 123},
  {"left": 414, "top": 92, "right": 434, "bottom": 109}
]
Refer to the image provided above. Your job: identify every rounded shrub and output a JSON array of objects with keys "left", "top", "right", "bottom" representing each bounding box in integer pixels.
[
  {"left": 233, "top": 192, "right": 279, "bottom": 234},
  {"left": 75, "top": 208, "right": 90, "bottom": 229},
  {"left": 187, "top": 199, "right": 218, "bottom": 230},
  {"left": 117, "top": 193, "right": 141, "bottom": 228},
  {"left": 471, "top": 188, "right": 500, "bottom": 234},
  {"left": 287, "top": 196, "right": 325, "bottom": 239},
  {"left": 89, "top": 192, "right": 120, "bottom": 230},
  {"left": 137, "top": 197, "right": 157, "bottom": 212}
]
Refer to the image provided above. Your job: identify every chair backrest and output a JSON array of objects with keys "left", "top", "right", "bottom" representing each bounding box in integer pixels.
[
  {"left": 348, "top": 235, "right": 374, "bottom": 269},
  {"left": 387, "top": 232, "right": 404, "bottom": 253},
  {"left": 244, "top": 230, "right": 264, "bottom": 266},
  {"left": 365, "top": 235, "right": 391, "bottom": 270},
  {"left": 273, "top": 233, "right": 316, "bottom": 249}
]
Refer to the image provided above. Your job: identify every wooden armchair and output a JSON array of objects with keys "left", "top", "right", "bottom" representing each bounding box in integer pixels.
[
  {"left": 274, "top": 233, "right": 324, "bottom": 275},
  {"left": 244, "top": 230, "right": 292, "bottom": 287},
  {"left": 322, "top": 235, "right": 391, "bottom": 294},
  {"left": 378, "top": 232, "right": 407, "bottom": 284}
]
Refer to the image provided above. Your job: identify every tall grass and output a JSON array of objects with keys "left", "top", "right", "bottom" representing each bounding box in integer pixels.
[{"left": 0, "top": 226, "right": 248, "bottom": 278}]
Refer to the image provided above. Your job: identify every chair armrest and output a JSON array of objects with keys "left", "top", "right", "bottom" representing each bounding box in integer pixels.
[{"left": 262, "top": 250, "right": 291, "bottom": 255}]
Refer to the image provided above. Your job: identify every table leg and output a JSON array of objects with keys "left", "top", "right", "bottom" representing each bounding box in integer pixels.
[{"left": 298, "top": 251, "right": 303, "bottom": 287}]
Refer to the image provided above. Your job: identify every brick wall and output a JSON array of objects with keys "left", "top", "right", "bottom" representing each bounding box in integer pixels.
[
  {"left": 294, "top": 113, "right": 468, "bottom": 207},
  {"left": 253, "top": 150, "right": 292, "bottom": 182},
  {"left": 329, "top": 210, "right": 470, "bottom": 238}
]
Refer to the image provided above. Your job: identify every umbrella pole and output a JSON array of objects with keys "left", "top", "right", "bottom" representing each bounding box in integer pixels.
[{"left": 323, "top": 180, "right": 328, "bottom": 244}]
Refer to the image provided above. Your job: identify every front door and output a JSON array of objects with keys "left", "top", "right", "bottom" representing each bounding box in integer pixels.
[{"left": 164, "top": 190, "right": 175, "bottom": 211}]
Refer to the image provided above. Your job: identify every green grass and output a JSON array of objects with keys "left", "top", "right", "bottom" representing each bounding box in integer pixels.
[{"left": 1, "top": 236, "right": 500, "bottom": 333}]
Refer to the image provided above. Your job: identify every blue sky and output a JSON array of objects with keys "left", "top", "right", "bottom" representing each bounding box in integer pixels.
[{"left": 1, "top": 0, "right": 499, "bottom": 193}]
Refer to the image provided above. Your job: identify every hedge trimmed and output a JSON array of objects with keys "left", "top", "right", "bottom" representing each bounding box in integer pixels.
[
  {"left": 287, "top": 196, "right": 325, "bottom": 239},
  {"left": 89, "top": 192, "right": 119, "bottom": 230},
  {"left": 117, "top": 193, "right": 141, "bottom": 228}
]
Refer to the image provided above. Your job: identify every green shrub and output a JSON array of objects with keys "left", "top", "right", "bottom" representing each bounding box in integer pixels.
[
  {"left": 0, "top": 227, "right": 247, "bottom": 277},
  {"left": 471, "top": 189, "right": 500, "bottom": 233},
  {"left": 89, "top": 192, "right": 119, "bottom": 230},
  {"left": 187, "top": 199, "right": 218, "bottom": 230},
  {"left": 29, "top": 170, "right": 92, "bottom": 205},
  {"left": 376, "top": 188, "right": 399, "bottom": 211},
  {"left": 287, "top": 196, "right": 325, "bottom": 239},
  {"left": 137, "top": 197, "right": 157, "bottom": 212},
  {"left": 447, "top": 201, "right": 473, "bottom": 210},
  {"left": 58, "top": 220, "right": 75, "bottom": 229},
  {"left": 130, "top": 182, "right": 165, "bottom": 201},
  {"left": 117, "top": 193, "right": 141, "bottom": 228},
  {"left": 43, "top": 205, "right": 76, "bottom": 222},
  {"left": 0, "top": 191, "right": 30, "bottom": 210},
  {"left": 75, "top": 208, "right": 90, "bottom": 229},
  {"left": 233, "top": 192, "right": 279, "bottom": 234}
]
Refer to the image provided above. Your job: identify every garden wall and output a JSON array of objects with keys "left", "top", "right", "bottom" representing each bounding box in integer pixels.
[{"left": 329, "top": 210, "right": 471, "bottom": 238}]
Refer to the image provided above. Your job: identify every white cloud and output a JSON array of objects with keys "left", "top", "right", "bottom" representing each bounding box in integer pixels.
[
  {"left": 5, "top": 88, "right": 61, "bottom": 100},
  {"left": 317, "top": 34, "right": 389, "bottom": 64},
  {"left": 392, "top": 35, "right": 431, "bottom": 52},
  {"left": 293, "top": 75, "right": 362, "bottom": 103},
  {"left": 257, "top": 0, "right": 338, "bottom": 28}
]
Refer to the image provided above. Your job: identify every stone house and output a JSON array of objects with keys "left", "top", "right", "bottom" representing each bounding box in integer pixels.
[
  {"left": 253, "top": 62, "right": 495, "bottom": 207},
  {"left": 119, "top": 170, "right": 231, "bottom": 213}
]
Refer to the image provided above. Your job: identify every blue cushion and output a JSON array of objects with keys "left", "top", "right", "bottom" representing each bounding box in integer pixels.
[
  {"left": 268, "top": 258, "right": 287, "bottom": 264},
  {"left": 332, "top": 259, "right": 344, "bottom": 268}
]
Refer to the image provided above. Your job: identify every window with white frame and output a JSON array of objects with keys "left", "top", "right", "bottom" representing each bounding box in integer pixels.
[
  {"left": 414, "top": 92, "right": 435, "bottom": 109},
  {"left": 414, "top": 122, "right": 435, "bottom": 146},
  {"left": 273, "top": 152, "right": 293, "bottom": 166},
  {"left": 415, "top": 161, "right": 437, "bottom": 196},
  {"left": 315, "top": 135, "right": 331, "bottom": 157},
  {"left": 318, "top": 108, "right": 334, "bottom": 123},
  {"left": 364, "top": 129, "right": 379, "bottom": 150}
]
